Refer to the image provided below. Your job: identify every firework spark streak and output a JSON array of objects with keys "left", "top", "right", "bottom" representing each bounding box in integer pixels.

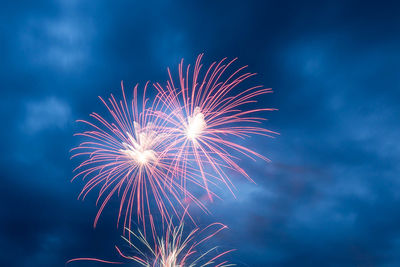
[
  {"left": 71, "top": 82, "right": 207, "bottom": 233},
  {"left": 67, "top": 217, "right": 234, "bottom": 266},
  {"left": 117, "top": 218, "right": 235, "bottom": 267},
  {"left": 153, "top": 54, "right": 277, "bottom": 199}
]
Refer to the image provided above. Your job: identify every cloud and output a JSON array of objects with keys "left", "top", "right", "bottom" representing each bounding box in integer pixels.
[
  {"left": 19, "top": 15, "right": 93, "bottom": 70},
  {"left": 22, "top": 97, "right": 72, "bottom": 134}
]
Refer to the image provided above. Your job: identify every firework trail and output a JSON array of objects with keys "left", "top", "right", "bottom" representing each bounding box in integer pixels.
[
  {"left": 71, "top": 82, "right": 207, "bottom": 233},
  {"left": 153, "top": 54, "right": 277, "bottom": 199},
  {"left": 68, "top": 216, "right": 234, "bottom": 267}
]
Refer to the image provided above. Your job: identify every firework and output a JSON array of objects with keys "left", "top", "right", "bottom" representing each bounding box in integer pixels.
[
  {"left": 70, "top": 54, "right": 275, "bottom": 247},
  {"left": 67, "top": 218, "right": 234, "bottom": 267},
  {"left": 153, "top": 54, "right": 277, "bottom": 199},
  {"left": 117, "top": 215, "right": 234, "bottom": 267},
  {"left": 71, "top": 82, "right": 206, "bottom": 233}
]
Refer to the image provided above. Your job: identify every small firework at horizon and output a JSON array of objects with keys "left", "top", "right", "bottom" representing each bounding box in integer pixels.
[{"left": 68, "top": 217, "right": 235, "bottom": 267}]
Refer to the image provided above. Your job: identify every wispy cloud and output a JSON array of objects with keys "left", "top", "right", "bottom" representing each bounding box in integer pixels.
[{"left": 22, "top": 97, "right": 71, "bottom": 134}]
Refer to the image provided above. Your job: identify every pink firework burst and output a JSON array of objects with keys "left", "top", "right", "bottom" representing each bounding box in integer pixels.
[
  {"left": 71, "top": 82, "right": 206, "bottom": 233},
  {"left": 70, "top": 54, "right": 276, "bottom": 235},
  {"left": 153, "top": 54, "right": 278, "bottom": 199}
]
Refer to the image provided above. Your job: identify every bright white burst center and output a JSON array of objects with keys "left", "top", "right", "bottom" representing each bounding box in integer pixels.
[
  {"left": 154, "top": 248, "right": 179, "bottom": 267},
  {"left": 186, "top": 107, "right": 206, "bottom": 141},
  {"left": 122, "top": 145, "right": 156, "bottom": 165},
  {"left": 120, "top": 123, "right": 158, "bottom": 166},
  {"left": 164, "top": 250, "right": 178, "bottom": 267}
]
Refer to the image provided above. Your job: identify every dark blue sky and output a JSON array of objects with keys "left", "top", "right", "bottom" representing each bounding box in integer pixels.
[{"left": 1, "top": 0, "right": 400, "bottom": 266}]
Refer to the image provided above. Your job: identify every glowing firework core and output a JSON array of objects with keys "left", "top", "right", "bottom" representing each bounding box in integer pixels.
[
  {"left": 186, "top": 107, "right": 206, "bottom": 141},
  {"left": 160, "top": 248, "right": 179, "bottom": 267},
  {"left": 120, "top": 123, "right": 158, "bottom": 166}
]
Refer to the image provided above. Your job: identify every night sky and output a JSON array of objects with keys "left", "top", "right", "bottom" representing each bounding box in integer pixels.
[{"left": 1, "top": 1, "right": 400, "bottom": 266}]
